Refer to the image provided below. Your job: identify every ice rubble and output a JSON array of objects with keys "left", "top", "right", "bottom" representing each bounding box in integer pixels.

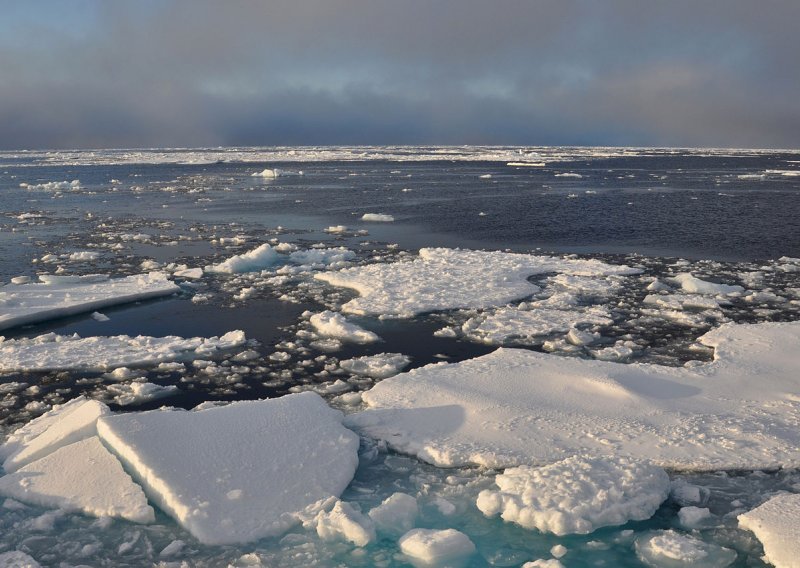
[
  {"left": 315, "top": 247, "right": 638, "bottom": 317},
  {"left": 0, "top": 437, "right": 154, "bottom": 523},
  {"left": 0, "top": 273, "right": 179, "bottom": 331},
  {"left": 309, "top": 311, "right": 380, "bottom": 344},
  {"left": 462, "top": 306, "right": 612, "bottom": 345},
  {"left": 96, "top": 392, "right": 360, "bottom": 545},
  {"left": 738, "top": 493, "right": 800, "bottom": 568},
  {"left": 0, "top": 331, "right": 246, "bottom": 372},
  {"left": 476, "top": 455, "right": 670, "bottom": 535},
  {"left": 346, "top": 321, "right": 800, "bottom": 471}
]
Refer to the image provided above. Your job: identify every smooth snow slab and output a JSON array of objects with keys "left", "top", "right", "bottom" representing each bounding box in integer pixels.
[
  {"left": 0, "top": 330, "right": 246, "bottom": 372},
  {"left": 0, "top": 437, "right": 154, "bottom": 523},
  {"left": 476, "top": 455, "right": 669, "bottom": 535},
  {"left": 738, "top": 493, "right": 800, "bottom": 568},
  {"left": 1, "top": 397, "right": 109, "bottom": 473},
  {"left": 315, "top": 248, "right": 639, "bottom": 317},
  {"left": 347, "top": 322, "right": 800, "bottom": 470},
  {"left": 96, "top": 392, "right": 360, "bottom": 545},
  {"left": 0, "top": 273, "right": 179, "bottom": 331}
]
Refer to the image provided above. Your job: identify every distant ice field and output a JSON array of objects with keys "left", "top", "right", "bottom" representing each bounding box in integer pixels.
[{"left": 0, "top": 147, "right": 799, "bottom": 567}]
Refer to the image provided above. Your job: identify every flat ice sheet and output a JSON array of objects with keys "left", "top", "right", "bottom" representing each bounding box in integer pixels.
[
  {"left": 315, "top": 248, "right": 638, "bottom": 317},
  {"left": 0, "top": 437, "right": 154, "bottom": 523},
  {"left": 346, "top": 321, "right": 800, "bottom": 470},
  {"left": 0, "top": 330, "right": 246, "bottom": 372},
  {"left": 738, "top": 493, "right": 800, "bottom": 568},
  {"left": 96, "top": 392, "right": 360, "bottom": 545},
  {"left": 0, "top": 273, "right": 179, "bottom": 331},
  {"left": 462, "top": 306, "right": 612, "bottom": 345}
]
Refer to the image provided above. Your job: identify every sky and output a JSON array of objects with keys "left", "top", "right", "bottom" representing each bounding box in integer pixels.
[{"left": 1, "top": 1, "right": 799, "bottom": 150}]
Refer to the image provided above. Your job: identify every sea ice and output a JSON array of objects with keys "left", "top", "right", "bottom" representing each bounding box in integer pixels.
[
  {"left": 670, "top": 273, "right": 744, "bottom": 295},
  {"left": 316, "top": 248, "right": 638, "bottom": 317},
  {"left": 368, "top": 492, "right": 418, "bottom": 536},
  {"left": 0, "top": 273, "right": 179, "bottom": 331},
  {"left": 0, "top": 331, "right": 246, "bottom": 372},
  {"left": 0, "top": 437, "right": 154, "bottom": 523},
  {"left": 288, "top": 247, "right": 355, "bottom": 266},
  {"left": 399, "top": 528, "right": 475, "bottom": 564},
  {"left": 462, "top": 306, "right": 612, "bottom": 345},
  {"left": 346, "top": 321, "right": 800, "bottom": 470},
  {"left": 312, "top": 500, "right": 375, "bottom": 547},
  {"left": 1, "top": 397, "right": 109, "bottom": 473},
  {"left": 635, "top": 530, "right": 736, "bottom": 567},
  {"left": 206, "top": 243, "right": 279, "bottom": 273},
  {"left": 339, "top": 353, "right": 411, "bottom": 379},
  {"left": 738, "top": 492, "right": 800, "bottom": 568},
  {"left": 96, "top": 392, "right": 360, "bottom": 545},
  {"left": 360, "top": 213, "right": 394, "bottom": 222},
  {"left": 0, "top": 551, "right": 41, "bottom": 567},
  {"left": 104, "top": 381, "right": 179, "bottom": 406},
  {"left": 309, "top": 311, "right": 380, "bottom": 344},
  {"left": 476, "top": 455, "right": 669, "bottom": 535}
]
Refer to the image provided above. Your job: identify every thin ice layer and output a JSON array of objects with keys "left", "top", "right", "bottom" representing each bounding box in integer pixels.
[
  {"left": 738, "top": 493, "right": 800, "bottom": 568},
  {"left": 96, "top": 392, "right": 360, "bottom": 545},
  {"left": 0, "top": 330, "right": 246, "bottom": 372},
  {"left": 346, "top": 322, "right": 800, "bottom": 471},
  {"left": 315, "top": 248, "right": 638, "bottom": 317},
  {"left": 0, "top": 437, "right": 154, "bottom": 523},
  {"left": 476, "top": 455, "right": 670, "bottom": 535},
  {"left": 1, "top": 397, "right": 109, "bottom": 473},
  {"left": 0, "top": 273, "right": 179, "bottom": 331}
]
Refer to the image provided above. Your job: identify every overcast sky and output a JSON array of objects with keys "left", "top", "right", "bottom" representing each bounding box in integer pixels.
[{"left": 1, "top": 1, "right": 799, "bottom": 150}]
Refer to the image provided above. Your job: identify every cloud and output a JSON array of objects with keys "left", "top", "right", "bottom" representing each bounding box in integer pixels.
[{"left": 0, "top": 0, "right": 798, "bottom": 149}]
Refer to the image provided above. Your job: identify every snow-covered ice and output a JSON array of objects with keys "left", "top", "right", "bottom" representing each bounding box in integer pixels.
[
  {"left": 0, "top": 331, "right": 246, "bottom": 372},
  {"left": 96, "top": 392, "right": 360, "bottom": 545},
  {"left": 0, "top": 273, "right": 179, "bottom": 331},
  {"left": 462, "top": 306, "right": 612, "bottom": 345},
  {"left": 0, "top": 551, "right": 41, "bottom": 567},
  {"left": 312, "top": 500, "right": 375, "bottom": 547},
  {"left": 476, "top": 455, "right": 669, "bottom": 535},
  {"left": 316, "top": 248, "right": 638, "bottom": 317},
  {"left": 309, "top": 311, "right": 380, "bottom": 344},
  {"left": 738, "top": 492, "right": 800, "bottom": 568},
  {"left": 339, "top": 353, "right": 411, "bottom": 379},
  {"left": 399, "top": 528, "right": 475, "bottom": 565},
  {"left": 368, "top": 492, "right": 418, "bottom": 536},
  {"left": 670, "top": 273, "right": 744, "bottom": 295},
  {"left": 347, "top": 321, "right": 800, "bottom": 470},
  {"left": 1, "top": 397, "right": 109, "bottom": 473},
  {"left": 360, "top": 213, "right": 394, "bottom": 222},
  {"left": 206, "top": 244, "right": 279, "bottom": 274},
  {"left": 0, "top": 437, "right": 154, "bottom": 523},
  {"left": 104, "top": 381, "right": 179, "bottom": 406},
  {"left": 635, "top": 530, "right": 736, "bottom": 567}
]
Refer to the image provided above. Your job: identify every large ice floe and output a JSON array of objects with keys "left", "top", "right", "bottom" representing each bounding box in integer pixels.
[
  {"left": 738, "top": 493, "right": 800, "bottom": 568},
  {"left": 0, "top": 330, "right": 246, "bottom": 372},
  {"left": 346, "top": 321, "right": 800, "bottom": 471},
  {"left": 0, "top": 393, "right": 360, "bottom": 546},
  {"left": 0, "top": 273, "right": 179, "bottom": 331},
  {"left": 315, "top": 247, "right": 639, "bottom": 317}
]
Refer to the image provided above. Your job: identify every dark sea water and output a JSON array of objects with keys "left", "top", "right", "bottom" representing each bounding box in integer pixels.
[{"left": 0, "top": 147, "right": 798, "bottom": 567}]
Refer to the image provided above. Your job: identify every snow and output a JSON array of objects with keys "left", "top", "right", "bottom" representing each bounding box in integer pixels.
[
  {"left": 105, "top": 381, "right": 179, "bottom": 406},
  {"left": 476, "top": 455, "right": 669, "bottom": 535},
  {"left": 288, "top": 247, "right": 355, "bottom": 266},
  {"left": 309, "top": 311, "right": 380, "bottom": 344},
  {"left": 0, "top": 437, "right": 154, "bottom": 523},
  {"left": 399, "top": 528, "right": 475, "bottom": 564},
  {"left": 68, "top": 251, "right": 100, "bottom": 261},
  {"left": 1, "top": 397, "right": 109, "bottom": 473},
  {"left": 19, "top": 180, "right": 80, "bottom": 191},
  {"left": 635, "top": 530, "right": 736, "bottom": 567},
  {"left": 462, "top": 306, "right": 612, "bottom": 345},
  {"left": 670, "top": 273, "right": 744, "bottom": 295},
  {"left": 0, "top": 273, "right": 179, "bottom": 331},
  {"left": 346, "top": 321, "right": 800, "bottom": 470},
  {"left": 0, "top": 551, "right": 41, "bottom": 567},
  {"left": 206, "top": 244, "right": 279, "bottom": 273},
  {"left": 251, "top": 168, "right": 302, "bottom": 178},
  {"left": 316, "top": 248, "right": 638, "bottom": 318},
  {"left": 339, "top": 353, "right": 411, "bottom": 379},
  {"left": 360, "top": 213, "right": 394, "bottom": 222},
  {"left": 738, "top": 492, "right": 800, "bottom": 568},
  {"left": 368, "top": 492, "right": 418, "bottom": 536},
  {"left": 678, "top": 506, "right": 712, "bottom": 529},
  {"left": 313, "top": 500, "right": 375, "bottom": 547},
  {"left": 0, "top": 331, "right": 246, "bottom": 372},
  {"left": 173, "top": 267, "right": 203, "bottom": 279},
  {"left": 96, "top": 392, "right": 360, "bottom": 545}
]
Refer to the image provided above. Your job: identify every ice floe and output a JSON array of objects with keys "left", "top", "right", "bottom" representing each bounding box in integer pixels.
[
  {"left": 738, "top": 492, "right": 800, "bottom": 568},
  {"left": 96, "top": 392, "right": 360, "bottom": 544},
  {"left": 476, "top": 455, "right": 670, "bottom": 535},
  {"left": 670, "top": 273, "right": 744, "bottom": 295},
  {"left": 0, "top": 331, "right": 246, "bottom": 372},
  {"left": 309, "top": 311, "right": 380, "bottom": 344},
  {"left": 399, "top": 528, "right": 476, "bottom": 565},
  {"left": 635, "top": 530, "right": 736, "bottom": 567},
  {"left": 0, "top": 437, "right": 154, "bottom": 523},
  {"left": 346, "top": 321, "right": 800, "bottom": 470},
  {"left": 360, "top": 213, "right": 395, "bottom": 222},
  {"left": 461, "top": 306, "right": 612, "bottom": 345},
  {"left": 311, "top": 500, "right": 375, "bottom": 547},
  {"left": 0, "top": 273, "right": 179, "bottom": 331},
  {"left": 339, "top": 353, "right": 411, "bottom": 378},
  {"left": 316, "top": 247, "right": 638, "bottom": 317},
  {"left": 206, "top": 243, "right": 279, "bottom": 273}
]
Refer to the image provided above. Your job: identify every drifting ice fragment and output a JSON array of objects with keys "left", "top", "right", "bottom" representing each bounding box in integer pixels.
[
  {"left": 398, "top": 528, "right": 476, "bottom": 565},
  {"left": 309, "top": 311, "right": 380, "bottom": 344},
  {"left": 738, "top": 493, "right": 800, "bottom": 568}
]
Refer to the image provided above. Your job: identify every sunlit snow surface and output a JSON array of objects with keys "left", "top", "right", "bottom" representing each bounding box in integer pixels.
[{"left": 0, "top": 147, "right": 799, "bottom": 566}]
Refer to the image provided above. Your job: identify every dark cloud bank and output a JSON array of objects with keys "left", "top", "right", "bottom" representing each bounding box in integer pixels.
[{"left": 1, "top": 0, "right": 799, "bottom": 150}]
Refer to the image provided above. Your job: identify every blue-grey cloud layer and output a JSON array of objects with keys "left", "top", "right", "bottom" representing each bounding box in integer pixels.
[{"left": 1, "top": 1, "right": 799, "bottom": 149}]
